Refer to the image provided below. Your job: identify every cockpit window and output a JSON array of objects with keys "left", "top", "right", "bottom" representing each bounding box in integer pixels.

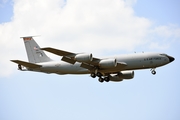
[{"left": 160, "top": 54, "right": 168, "bottom": 57}]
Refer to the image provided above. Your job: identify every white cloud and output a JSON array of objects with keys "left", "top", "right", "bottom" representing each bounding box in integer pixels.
[
  {"left": 149, "top": 42, "right": 170, "bottom": 50},
  {"left": 152, "top": 24, "right": 180, "bottom": 39},
  {"left": 148, "top": 24, "right": 180, "bottom": 50},
  {"left": 0, "top": 0, "right": 179, "bottom": 77},
  {"left": 124, "top": 0, "right": 137, "bottom": 6}
]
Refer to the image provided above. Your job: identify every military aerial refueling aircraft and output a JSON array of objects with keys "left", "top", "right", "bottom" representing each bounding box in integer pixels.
[{"left": 11, "top": 37, "right": 175, "bottom": 83}]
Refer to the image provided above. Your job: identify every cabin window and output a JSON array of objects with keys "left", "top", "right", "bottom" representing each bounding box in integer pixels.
[{"left": 160, "top": 54, "right": 167, "bottom": 56}]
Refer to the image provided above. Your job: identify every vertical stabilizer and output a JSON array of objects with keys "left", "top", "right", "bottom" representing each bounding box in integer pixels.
[{"left": 22, "top": 37, "right": 52, "bottom": 63}]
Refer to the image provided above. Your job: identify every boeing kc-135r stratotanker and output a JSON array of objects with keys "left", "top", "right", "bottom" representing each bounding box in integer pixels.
[{"left": 11, "top": 37, "right": 175, "bottom": 83}]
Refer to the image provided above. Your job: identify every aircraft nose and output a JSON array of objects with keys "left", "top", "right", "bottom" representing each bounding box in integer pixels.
[{"left": 167, "top": 55, "right": 175, "bottom": 62}]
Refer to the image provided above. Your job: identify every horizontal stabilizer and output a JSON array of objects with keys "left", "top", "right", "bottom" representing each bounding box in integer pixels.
[{"left": 10, "top": 60, "right": 42, "bottom": 68}]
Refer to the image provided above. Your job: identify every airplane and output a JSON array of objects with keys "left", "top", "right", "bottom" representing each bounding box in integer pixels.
[{"left": 11, "top": 36, "right": 175, "bottom": 83}]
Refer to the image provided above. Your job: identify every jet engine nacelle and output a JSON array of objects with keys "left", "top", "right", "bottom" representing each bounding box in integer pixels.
[
  {"left": 74, "top": 53, "right": 93, "bottom": 62},
  {"left": 109, "top": 71, "right": 134, "bottom": 82},
  {"left": 99, "top": 59, "right": 117, "bottom": 68}
]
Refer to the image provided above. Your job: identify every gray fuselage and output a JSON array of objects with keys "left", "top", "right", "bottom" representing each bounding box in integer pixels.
[{"left": 31, "top": 52, "right": 172, "bottom": 75}]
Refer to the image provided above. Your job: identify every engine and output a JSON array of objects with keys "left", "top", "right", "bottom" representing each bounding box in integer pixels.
[
  {"left": 109, "top": 71, "right": 134, "bottom": 82},
  {"left": 99, "top": 59, "right": 117, "bottom": 68},
  {"left": 74, "top": 53, "right": 93, "bottom": 62}
]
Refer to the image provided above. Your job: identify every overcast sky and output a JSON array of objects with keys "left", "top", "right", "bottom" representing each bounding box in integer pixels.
[{"left": 0, "top": 0, "right": 180, "bottom": 120}]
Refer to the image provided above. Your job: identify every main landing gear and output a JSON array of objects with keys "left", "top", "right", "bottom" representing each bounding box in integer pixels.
[
  {"left": 90, "top": 73, "right": 96, "bottom": 78},
  {"left": 91, "top": 72, "right": 110, "bottom": 83},
  {"left": 151, "top": 68, "right": 156, "bottom": 75},
  {"left": 98, "top": 77, "right": 110, "bottom": 83}
]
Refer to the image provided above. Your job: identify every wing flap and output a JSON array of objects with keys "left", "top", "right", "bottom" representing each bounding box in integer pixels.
[
  {"left": 97, "top": 62, "right": 127, "bottom": 74},
  {"left": 61, "top": 56, "right": 76, "bottom": 64},
  {"left": 80, "top": 63, "right": 94, "bottom": 70},
  {"left": 11, "top": 60, "right": 42, "bottom": 68},
  {"left": 117, "top": 62, "right": 127, "bottom": 68}
]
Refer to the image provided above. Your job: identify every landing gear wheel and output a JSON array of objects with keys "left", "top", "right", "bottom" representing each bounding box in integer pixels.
[
  {"left": 91, "top": 73, "right": 96, "bottom": 78},
  {"left": 104, "top": 77, "right": 110, "bottom": 82},
  {"left": 96, "top": 72, "right": 102, "bottom": 77},
  {"left": 151, "top": 70, "right": 156, "bottom": 75},
  {"left": 98, "top": 77, "right": 104, "bottom": 83}
]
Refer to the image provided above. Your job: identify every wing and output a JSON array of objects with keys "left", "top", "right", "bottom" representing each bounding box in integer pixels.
[
  {"left": 41, "top": 47, "right": 101, "bottom": 66},
  {"left": 11, "top": 60, "right": 42, "bottom": 68},
  {"left": 41, "top": 47, "right": 127, "bottom": 72},
  {"left": 41, "top": 47, "right": 75, "bottom": 57},
  {"left": 41, "top": 47, "right": 77, "bottom": 64}
]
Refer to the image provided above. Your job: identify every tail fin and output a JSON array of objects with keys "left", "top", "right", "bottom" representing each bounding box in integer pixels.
[{"left": 22, "top": 36, "right": 52, "bottom": 63}]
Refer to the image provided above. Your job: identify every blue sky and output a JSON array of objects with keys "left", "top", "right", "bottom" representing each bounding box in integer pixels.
[
  {"left": 134, "top": 0, "right": 180, "bottom": 25},
  {"left": 0, "top": 0, "right": 180, "bottom": 120},
  {"left": 0, "top": 0, "right": 13, "bottom": 23}
]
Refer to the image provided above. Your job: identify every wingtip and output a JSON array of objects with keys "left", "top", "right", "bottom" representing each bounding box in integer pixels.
[
  {"left": 10, "top": 60, "right": 16, "bottom": 62},
  {"left": 10, "top": 60, "right": 19, "bottom": 63}
]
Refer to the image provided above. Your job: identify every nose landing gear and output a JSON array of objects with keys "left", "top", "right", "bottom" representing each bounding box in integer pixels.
[{"left": 151, "top": 68, "right": 156, "bottom": 75}]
